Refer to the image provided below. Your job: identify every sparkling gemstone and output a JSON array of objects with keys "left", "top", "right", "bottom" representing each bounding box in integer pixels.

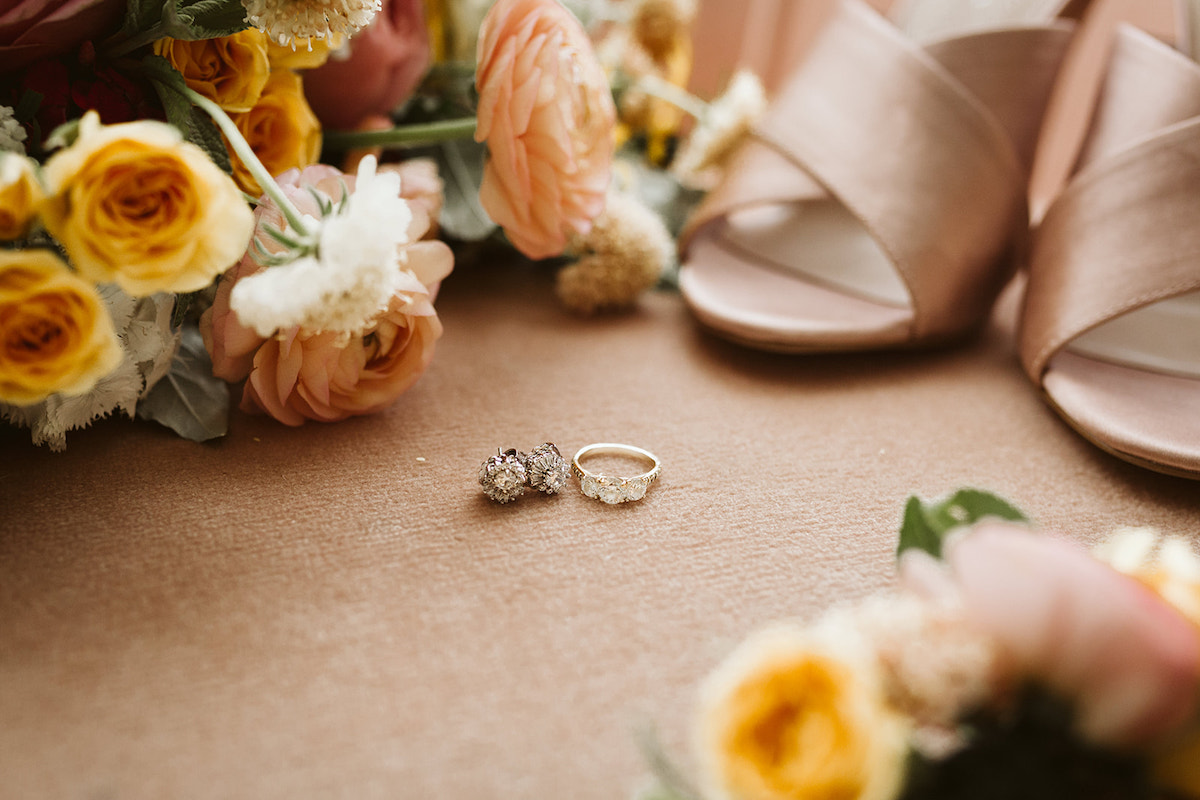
[
  {"left": 527, "top": 443, "right": 570, "bottom": 494},
  {"left": 581, "top": 475, "right": 601, "bottom": 499},
  {"left": 623, "top": 480, "right": 647, "bottom": 501},
  {"left": 479, "top": 451, "right": 527, "bottom": 503},
  {"left": 598, "top": 479, "right": 625, "bottom": 504}
]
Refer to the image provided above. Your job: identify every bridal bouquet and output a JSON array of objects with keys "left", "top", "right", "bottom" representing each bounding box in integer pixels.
[
  {"left": 643, "top": 491, "right": 1200, "bottom": 800},
  {"left": 0, "top": 0, "right": 759, "bottom": 449}
]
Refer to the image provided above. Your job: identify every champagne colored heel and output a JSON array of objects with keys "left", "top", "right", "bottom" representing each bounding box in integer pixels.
[
  {"left": 677, "top": 0, "right": 1090, "bottom": 353},
  {"left": 1020, "top": 6, "right": 1200, "bottom": 478}
]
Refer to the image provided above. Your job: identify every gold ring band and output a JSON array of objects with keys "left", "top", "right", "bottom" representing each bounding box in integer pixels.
[{"left": 572, "top": 443, "right": 661, "bottom": 504}]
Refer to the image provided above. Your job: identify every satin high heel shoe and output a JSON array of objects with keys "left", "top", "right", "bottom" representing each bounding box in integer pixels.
[
  {"left": 677, "top": 0, "right": 1090, "bottom": 353},
  {"left": 1020, "top": 5, "right": 1200, "bottom": 479}
]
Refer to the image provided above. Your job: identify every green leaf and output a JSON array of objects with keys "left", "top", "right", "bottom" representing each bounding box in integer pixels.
[
  {"left": 137, "top": 326, "right": 229, "bottom": 442},
  {"left": 122, "top": 0, "right": 166, "bottom": 37},
  {"left": 434, "top": 138, "right": 497, "bottom": 241},
  {"left": 898, "top": 495, "right": 943, "bottom": 559},
  {"left": 164, "top": 0, "right": 249, "bottom": 40},
  {"left": 897, "top": 489, "right": 1029, "bottom": 560},
  {"left": 143, "top": 55, "right": 233, "bottom": 172},
  {"left": 635, "top": 726, "right": 705, "bottom": 800}
]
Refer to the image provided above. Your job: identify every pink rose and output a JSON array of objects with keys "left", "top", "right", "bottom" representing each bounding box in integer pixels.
[
  {"left": 201, "top": 163, "right": 452, "bottom": 425},
  {"left": 474, "top": 0, "right": 616, "bottom": 260},
  {"left": 901, "top": 522, "right": 1200, "bottom": 747},
  {"left": 302, "top": 0, "right": 431, "bottom": 130},
  {"left": 0, "top": 0, "right": 123, "bottom": 71}
]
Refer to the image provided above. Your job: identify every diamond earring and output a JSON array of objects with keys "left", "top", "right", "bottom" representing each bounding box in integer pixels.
[
  {"left": 479, "top": 448, "right": 528, "bottom": 503},
  {"left": 525, "top": 443, "right": 570, "bottom": 494}
]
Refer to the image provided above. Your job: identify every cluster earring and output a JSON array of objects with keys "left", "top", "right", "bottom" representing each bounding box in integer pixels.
[
  {"left": 526, "top": 443, "right": 571, "bottom": 494},
  {"left": 478, "top": 448, "right": 528, "bottom": 504},
  {"left": 479, "top": 443, "right": 570, "bottom": 503}
]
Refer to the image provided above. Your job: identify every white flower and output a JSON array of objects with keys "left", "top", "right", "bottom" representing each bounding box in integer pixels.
[
  {"left": 231, "top": 156, "right": 416, "bottom": 336},
  {"left": 243, "top": 0, "right": 380, "bottom": 46},
  {"left": 0, "top": 286, "right": 179, "bottom": 450},
  {"left": 672, "top": 70, "right": 766, "bottom": 188},
  {"left": 0, "top": 106, "right": 26, "bottom": 155}
]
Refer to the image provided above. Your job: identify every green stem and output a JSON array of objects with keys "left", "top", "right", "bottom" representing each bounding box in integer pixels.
[
  {"left": 632, "top": 74, "right": 710, "bottom": 121},
  {"left": 181, "top": 86, "right": 312, "bottom": 237},
  {"left": 104, "top": 23, "right": 169, "bottom": 59},
  {"left": 322, "top": 118, "right": 478, "bottom": 151}
]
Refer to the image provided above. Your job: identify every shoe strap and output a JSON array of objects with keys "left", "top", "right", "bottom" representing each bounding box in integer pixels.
[
  {"left": 679, "top": 0, "right": 1074, "bottom": 340},
  {"left": 1021, "top": 26, "right": 1200, "bottom": 381}
]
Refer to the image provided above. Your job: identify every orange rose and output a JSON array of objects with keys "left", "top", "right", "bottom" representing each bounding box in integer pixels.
[
  {"left": 153, "top": 30, "right": 271, "bottom": 113},
  {"left": 40, "top": 111, "right": 255, "bottom": 296},
  {"left": 474, "top": 0, "right": 616, "bottom": 260},
  {"left": 0, "top": 154, "right": 44, "bottom": 240},
  {"left": 0, "top": 249, "right": 121, "bottom": 405},
  {"left": 202, "top": 163, "right": 452, "bottom": 426},
  {"left": 229, "top": 69, "right": 322, "bottom": 195}
]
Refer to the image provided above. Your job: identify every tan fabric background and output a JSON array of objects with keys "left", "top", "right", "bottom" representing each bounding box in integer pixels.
[{"left": 3, "top": 1, "right": 1200, "bottom": 797}]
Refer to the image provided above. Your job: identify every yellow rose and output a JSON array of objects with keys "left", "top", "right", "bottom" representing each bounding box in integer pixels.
[
  {"left": 0, "top": 249, "right": 122, "bottom": 405},
  {"left": 153, "top": 30, "right": 271, "bottom": 113},
  {"left": 267, "top": 35, "right": 343, "bottom": 70},
  {"left": 697, "top": 625, "right": 909, "bottom": 800},
  {"left": 229, "top": 69, "right": 322, "bottom": 195},
  {"left": 0, "top": 154, "right": 45, "bottom": 240},
  {"left": 40, "top": 111, "right": 255, "bottom": 297}
]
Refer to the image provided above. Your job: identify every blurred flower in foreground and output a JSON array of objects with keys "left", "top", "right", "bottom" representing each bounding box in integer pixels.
[
  {"left": 0, "top": 249, "right": 121, "bottom": 406},
  {"left": 202, "top": 158, "right": 452, "bottom": 425},
  {"left": 40, "top": 111, "right": 254, "bottom": 296},
  {"left": 303, "top": 0, "right": 431, "bottom": 130},
  {"left": 696, "top": 623, "right": 910, "bottom": 800},
  {"left": 901, "top": 522, "right": 1200, "bottom": 748},
  {"left": 474, "top": 0, "right": 616, "bottom": 260},
  {"left": 0, "top": 153, "right": 44, "bottom": 239}
]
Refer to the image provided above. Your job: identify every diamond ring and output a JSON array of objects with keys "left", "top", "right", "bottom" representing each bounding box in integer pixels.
[{"left": 572, "top": 443, "right": 662, "bottom": 504}]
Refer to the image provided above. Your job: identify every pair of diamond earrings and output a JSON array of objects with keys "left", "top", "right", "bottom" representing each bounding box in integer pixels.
[{"left": 478, "top": 443, "right": 571, "bottom": 504}]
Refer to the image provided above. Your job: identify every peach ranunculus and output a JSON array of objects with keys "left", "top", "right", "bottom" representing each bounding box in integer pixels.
[
  {"left": 40, "top": 111, "right": 254, "bottom": 296},
  {"left": 201, "top": 162, "right": 453, "bottom": 425},
  {"left": 0, "top": 248, "right": 121, "bottom": 405},
  {"left": 474, "top": 0, "right": 616, "bottom": 260},
  {"left": 153, "top": 30, "right": 271, "bottom": 113},
  {"left": 229, "top": 69, "right": 322, "bottom": 196},
  {"left": 697, "top": 623, "right": 910, "bottom": 800},
  {"left": 302, "top": 0, "right": 431, "bottom": 130},
  {"left": 900, "top": 522, "right": 1200, "bottom": 748},
  {"left": 0, "top": 153, "right": 45, "bottom": 240},
  {"left": 0, "top": 0, "right": 124, "bottom": 72}
]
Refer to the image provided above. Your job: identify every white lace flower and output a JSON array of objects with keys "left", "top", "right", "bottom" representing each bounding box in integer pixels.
[
  {"left": 243, "top": 0, "right": 380, "bottom": 46},
  {"left": 231, "top": 156, "right": 416, "bottom": 336},
  {"left": 0, "top": 106, "right": 26, "bottom": 154},
  {"left": 0, "top": 286, "right": 178, "bottom": 450},
  {"left": 672, "top": 69, "right": 766, "bottom": 188}
]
